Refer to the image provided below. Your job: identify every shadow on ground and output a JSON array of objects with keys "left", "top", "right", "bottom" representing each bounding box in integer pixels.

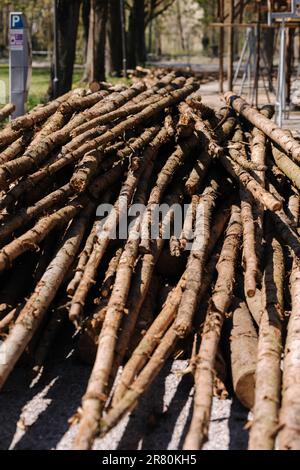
[{"left": 0, "top": 355, "right": 249, "bottom": 450}]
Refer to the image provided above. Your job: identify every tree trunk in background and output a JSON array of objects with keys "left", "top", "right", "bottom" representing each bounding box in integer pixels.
[
  {"left": 176, "top": 0, "right": 185, "bottom": 51},
  {"left": 286, "top": 27, "right": 295, "bottom": 106},
  {"left": 148, "top": 0, "right": 155, "bottom": 54},
  {"left": 227, "top": 0, "right": 234, "bottom": 91},
  {"left": 136, "top": 0, "right": 147, "bottom": 64},
  {"left": 54, "top": 0, "right": 81, "bottom": 96},
  {"left": 85, "top": 0, "right": 108, "bottom": 82},
  {"left": 0, "top": 8, "right": 5, "bottom": 59},
  {"left": 128, "top": 7, "right": 136, "bottom": 69},
  {"left": 156, "top": 18, "right": 162, "bottom": 56},
  {"left": 299, "top": 26, "right": 300, "bottom": 63},
  {"left": 252, "top": 0, "right": 261, "bottom": 107},
  {"left": 0, "top": 12, "right": 3, "bottom": 59},
  {"left": 128, "top": 0, "right": 147, "bottom": 69},
  {"left": 82, "top": 0, "right": 91, "bottom": 76},
  {"left": 262, "top": 12, "right": 275, "bottom": 93},
  {"left": 219, "top": 0, "right": 224, "bottom": 93},
  {"left": 0, "top": 4, "right": 12, "bottom": 58},
  {"left": 107, "top": 0, "right": 123, "bottom": 76}
]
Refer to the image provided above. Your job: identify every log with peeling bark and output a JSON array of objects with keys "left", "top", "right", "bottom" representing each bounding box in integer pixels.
[
  {"left": 139, "top": 131, "right": 201, "bottom": 253},
  {"left": 272, "top": 145, "right": 300, "bottom": 191},
  {"left": 110, "top": 186, "right": 184, "bottom": 379},
  {"left": 276, "top": 196, "right": 300, "bottom": 449},
  {"left": 173, "top": 176, "right": 221, "bottom": 338},
  {"left": 0, "top": 203, "right": 95, "bottom": 389},
  {"left": 0, "top": 132, "right": 33, "bottom": 165},
  {"left": 249, "top": 231, "right": 284, "bottom": 450},
  {"left": 183, "top": 205, "right": 242, "bottom": 450},
  {"left": 219, "top": 153, "right": 282, "bottom": 212},
  {"left": 73, "top": 150, "right": 158, "bottom": 448},
  {"left": 240, "top": 189, "right": 258, "bottom": 297},
  {"left": 0, "top": 74, "right": 299, "bottom": 451},
  {"left": 225, "top": 92, "right": 300, "bottom": 162},
  {"left": 278, "top": 258, "right": 300, "bottom": 449},
  {"left": 69, "top": 120, "right": 175, "bottom": 327},
  {"left": 230, "top": 299, "right": 258, "bottom": 409},
  {"left": 0, "top": 103, "right": 15, "bottom": 123}
]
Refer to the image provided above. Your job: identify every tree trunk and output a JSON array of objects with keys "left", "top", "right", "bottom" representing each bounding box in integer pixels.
[
  {"left": 135, "top": 0, "right": 147, "bottom": 64},
  {"left": 128, "top": 7, "right": 136, "bottom": 69},
  {"left": 227, "top": 0, "right": 234, "bottom": 91},
  {"left": 176, "top": 0, "right": 185, "bottom": 51},
  {"left": 107, "top": 0, "right": 123, "bottom": 76},
  {"left": 148, "top": 0, "right": 155, "bottom": 53},
  {"left": 54, "top": 0, "right": 81, "bottom": 97},
  {"left": 286, "top": 27, "right": 295, "bottom": 106},
  {"left": 219, "top": 0, "right": 225, "bottom": 93},
  {"left": 128, "top": 0, "right": 147, "bottom": 68},
  {"left": 252, "top": 0, "right": 261, "bottom": 107},
  {"left": 0, "top": 4, "right": 9, "bottom": 59},
  {"left": 85, "top": 0, "right": 108, "bottom": 83},
  {"left": 82, "top": 0, "right": 91, "bottom": 76},
  {"left": 0, "top": 8, "right": 4, "bottom": 59},
  {"left": 262, "top": 17, "right": 275, "bottom": 93}
]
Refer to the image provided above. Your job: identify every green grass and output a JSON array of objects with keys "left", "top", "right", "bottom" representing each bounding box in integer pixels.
[
  {"left": 0, "top": 64, "right": 82, "bottom": 109},
  {"left": 0, "top": 65, "right": 130, "bottom": 110}
]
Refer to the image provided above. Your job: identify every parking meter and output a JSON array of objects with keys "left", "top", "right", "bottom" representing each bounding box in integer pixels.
[{"left": 9, "top": 12, "right": 32, "bottom": 118}]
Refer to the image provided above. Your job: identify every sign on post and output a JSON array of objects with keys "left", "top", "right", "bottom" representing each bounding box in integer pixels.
[
  {"left": 9, "top": 12, "right": 32, "bottom": 118},
  {"left": 268, "top": 0, "right": 300, "bottom": 23}
]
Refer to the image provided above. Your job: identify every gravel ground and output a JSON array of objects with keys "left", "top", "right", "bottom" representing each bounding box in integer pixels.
[{"left": 0, "top": 354, "right": 249, "bottom": 450}]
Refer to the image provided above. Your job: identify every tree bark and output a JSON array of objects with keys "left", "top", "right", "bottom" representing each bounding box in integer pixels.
[
  {"left": 227, "top": 0, "right": 234, "bottom": 91},
  {"left": 128, "top": 0, "right": 147, "bottom": 68},
  {"left": 262, "top": 10, "right": 275, "bottom": 93},
  {"left": 219, "top": 0, "right": 224, "bottom": 93},
  {"left": 176, "top": 0, "right": 185, "bottom": 51},
  {"left": 82, "top": 0, "right": 91, "bottom": 73},
  {"left": 107, "top": 0, "right": 123, "bottom": 76},
  {"left": 85, "top": 0, "right": 108, "bottom": 82},
  {"left": 286, "top": 27, "right": 295, "bottom": 106},
  {"left": 148, "top": 0, "right": 155, "bottom": 53},
  {"left": 54, "top": 0, "right": 81, "bottom": 96}
]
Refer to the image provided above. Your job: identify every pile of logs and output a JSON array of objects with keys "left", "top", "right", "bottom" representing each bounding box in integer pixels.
[{"left": 0, "top": 73, "right": 299, "bottom": 450}]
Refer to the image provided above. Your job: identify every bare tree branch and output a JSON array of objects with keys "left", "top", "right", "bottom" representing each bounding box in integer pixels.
[{"left": 145, "top": 0, "right": 176, "bottom": 25}]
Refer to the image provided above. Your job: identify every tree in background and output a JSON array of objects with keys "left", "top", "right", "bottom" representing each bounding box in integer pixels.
[
  {"left": 85, "top": 0, "right": 108, "bottom": 82},
  {"left": 153, "top": 0, "right": 203, "bottom": 58},
  {"left": 107, "top": 0, "right": 123, "bottom": 77},
  {"left": 195, "top": 0, "right": 219, "bottom": 56},
  {"left": 127, "top": 0, "right": 176, "bottom": 68},
  {"left": 0, "top": 0, "right": 179, "bottom": 86},
  {"left": 81, "top": 0, "right": 177, "bottom": 78},
  {"left": 146, "top": 0, "right": 177, "bottom": 51},
  {"left": 52, "top": 0, "right": 81, "bottom": 96},
  {"left": 82, "top": 0, "right": 90, "bottom": 68},
  {"left": 127, "top": 0, "right": 146, "bottom": 68}
]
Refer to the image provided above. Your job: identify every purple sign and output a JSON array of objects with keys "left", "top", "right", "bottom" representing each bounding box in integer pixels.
[{"left": 10, "top": 31, "right": 24, "bottom": 50}]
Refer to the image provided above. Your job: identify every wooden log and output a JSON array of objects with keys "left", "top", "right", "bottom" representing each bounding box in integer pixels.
[
  {"left": 230, "top": 299, "right": 258, "bottom": 409},
  {"left": 225, "top": 92, "right": 300, "bottom": 163}
]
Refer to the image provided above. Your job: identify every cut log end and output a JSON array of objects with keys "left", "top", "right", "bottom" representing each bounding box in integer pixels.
[{"left": 235, "top": 371, "right": 256, "bottom": 410}]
